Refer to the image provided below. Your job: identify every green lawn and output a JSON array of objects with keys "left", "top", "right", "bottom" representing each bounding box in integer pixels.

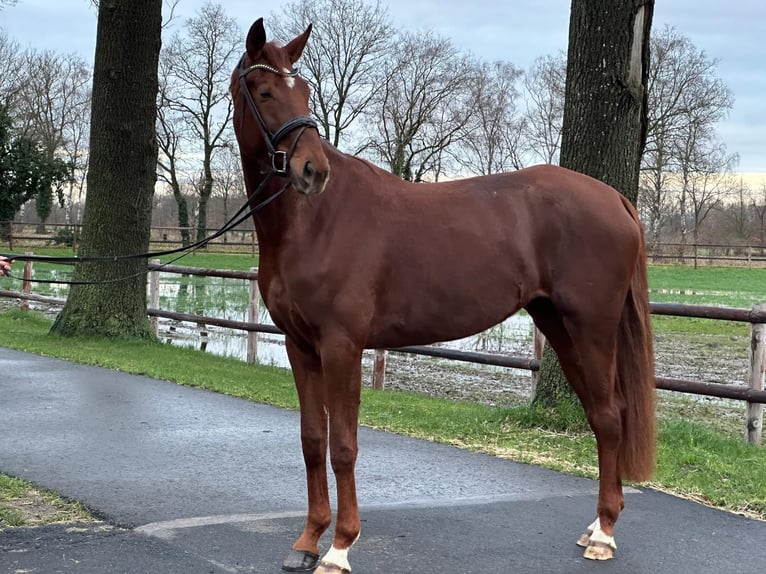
[{"left": 648, "top": 265, "right": 766, "bottom": 308}]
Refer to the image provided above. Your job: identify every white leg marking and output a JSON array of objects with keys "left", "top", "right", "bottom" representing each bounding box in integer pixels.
[
  {"left": 590, "top": 522, "right": 617, "bottom": 550},
  {"left": 577, "top": 516, "right": 600, "bottom": 547},
  {"left": 587, "top": 517, "right": 600, "bottom": 533},
  {"left": 322, "top": 545, "right": 351, "bottom": 571}
]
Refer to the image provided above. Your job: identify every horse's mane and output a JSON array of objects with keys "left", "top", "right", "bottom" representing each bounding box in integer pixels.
[{"left": 348, "top": 152, "right": 386, "bottom": 179}]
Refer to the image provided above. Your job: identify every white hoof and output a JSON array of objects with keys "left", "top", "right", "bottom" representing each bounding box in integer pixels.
[{"left": 582, "top": 522, "right": 616, "bottom": 561}]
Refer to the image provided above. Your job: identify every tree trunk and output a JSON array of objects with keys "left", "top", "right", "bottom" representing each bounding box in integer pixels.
[
  {"left": 51, "top": 0, "right": 162, "bottom": 338},
  {"left": 196, "top": 155, "right": 213, "bottom": 243},
  {"left": 168, "top": 171, "right": 191, "bottom": 247},
  {"left": 533, "top": 0, "right": 653, "bottom": 407}
]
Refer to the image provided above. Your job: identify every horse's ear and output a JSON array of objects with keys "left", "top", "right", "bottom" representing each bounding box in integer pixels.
[
  {"left": 246, "top": 18, "right": 267, "bottom": 59},
  {"left": 284, "top": 23, "right": 312, "bottom": 64}
]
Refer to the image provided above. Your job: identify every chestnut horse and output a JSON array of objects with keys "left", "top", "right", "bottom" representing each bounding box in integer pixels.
[{"left": 231, "top": 18, "right": 655, "bottom": 573}]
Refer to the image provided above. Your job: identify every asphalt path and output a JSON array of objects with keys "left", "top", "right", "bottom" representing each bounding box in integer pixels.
[{"left": 1, "top": 346, "right": 765, "bottom": 573}]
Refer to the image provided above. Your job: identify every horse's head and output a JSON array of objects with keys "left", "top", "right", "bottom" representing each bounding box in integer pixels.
[{"left": 231, "top": 18, "right": 329, "bottom": 196}]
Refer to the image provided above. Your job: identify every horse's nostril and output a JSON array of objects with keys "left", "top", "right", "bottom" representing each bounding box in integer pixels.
[{"left": 303, "top": 161, "right": 315, "bottom": 181}]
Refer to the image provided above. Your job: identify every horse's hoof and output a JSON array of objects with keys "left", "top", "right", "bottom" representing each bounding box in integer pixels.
[
  {"left": 282, "top": 549, "right": 320, "bottom": 572},
  {"left": 315, "top": 561, "right": 351, "bottom": 573},
  {"left": 583, "top": 540, "right": 616, "bottom": 561},
  {"left": 576, "top": 529, "right": 593, "bottom": 548}
]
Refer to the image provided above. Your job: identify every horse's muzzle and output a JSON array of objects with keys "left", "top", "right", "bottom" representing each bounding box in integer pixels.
[{"left": 292, "top": 159, "right": 330, "bottom": 196}]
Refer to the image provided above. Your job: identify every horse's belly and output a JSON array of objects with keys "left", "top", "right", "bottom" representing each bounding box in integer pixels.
[{"left": 367, "top": 300, "right": 522, "bottom": 349}]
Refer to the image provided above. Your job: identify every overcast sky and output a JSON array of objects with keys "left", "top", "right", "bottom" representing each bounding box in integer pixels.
[{"left": 2, "top": 0, "right": 765, "bottom": 174}]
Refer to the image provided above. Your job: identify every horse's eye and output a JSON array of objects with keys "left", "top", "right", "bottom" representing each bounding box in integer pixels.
[{"left": 259, "top": 91, "right": 273, "bottom": 100}]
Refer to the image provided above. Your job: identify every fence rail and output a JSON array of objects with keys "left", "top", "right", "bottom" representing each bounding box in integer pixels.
[
  {"left": 5, "top": 222, "right": 766, "bottom": 266},
  {"left": 1, "top": 221, "right": 258, "bottom": 255},
  {"left": 1, "top": 259, "right": 764, "bottom": 444},
  {"left": 648, "top": 242, "right": 766, "bottom": 267}
]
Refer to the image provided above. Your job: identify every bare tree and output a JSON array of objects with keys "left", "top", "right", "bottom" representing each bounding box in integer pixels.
[
  {"left": 640, "top": 26, "right": 734, "bottom": 245},
  {"left": 675, "top": 131, "right": 738, "bottom": 251},
  {"left": 522, "top": 52, "right": 566, "bottom": 165},
  {"left": 751, "top": 183, "right": 766, "bottom": 245},
  {"left": 0, "top": 31, "right": 23, "bottom": 113},
  {"left": 59, "top": 86, "right": 90, "bottom": 225},
  {"left": 156, "top": 59, "right": 192, "bottom": 246},
  {"left": 365, "top": 30, "right": 474, "bottom": 181},
  {"left": 210, "top": 142, "right": 245, "bottom": 227},
  {"left": 269, "top": 0, "right": 392, "bottom": 152},
  {"left": 15, "top": 50, "right": 91, "bottom": 228},
  {"left": 456, "top": 60, "right": 525, "bottom": 175},
  {"left": 724, "top": 179, "right": 752, "bottom": 243},
  {"left": 161, "top": 1, "right": 241, "bottom": 242}
]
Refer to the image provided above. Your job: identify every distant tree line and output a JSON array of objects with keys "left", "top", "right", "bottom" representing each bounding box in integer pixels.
[{"left": 2, "top": 0, "right": 763, "bottom": 246}]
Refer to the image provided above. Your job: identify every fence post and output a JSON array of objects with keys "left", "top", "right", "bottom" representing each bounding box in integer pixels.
[
  {"left": 149, "top": 259, "right": 160, "bottom": 337},
  {"left": 372, "top": 349, "right": 386, "bottom": 390},
  {"left": 247, "top": 267, "right": 260, "bottom": 364},
  {"left": 531, "top": 327, "right": 545, "bottom": 394},
  {"left": 746, "top": 303, "right": 766, "bottom": 444},
  {"left": 20, "top": 253, "right": 33, "bottom": 312}
]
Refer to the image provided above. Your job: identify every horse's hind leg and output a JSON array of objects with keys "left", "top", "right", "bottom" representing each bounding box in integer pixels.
[
  {"left": 283, "top": 337, "right": 332, "bottom": 572},
  {"left": 528, "top": 299, "right": 624, "bottom": 560}
]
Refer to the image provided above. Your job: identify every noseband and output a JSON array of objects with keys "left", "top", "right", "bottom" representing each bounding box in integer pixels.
[{"left": 237, "top": 56, "right": 319, "bottom": 177}]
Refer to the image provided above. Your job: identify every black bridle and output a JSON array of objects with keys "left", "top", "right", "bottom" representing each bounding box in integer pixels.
[
  {"left": 236, "top": 55, "right": 319, "bottom": 194},
  {"left": 0, "top": 57, "right": 320, "bottom": 285}
]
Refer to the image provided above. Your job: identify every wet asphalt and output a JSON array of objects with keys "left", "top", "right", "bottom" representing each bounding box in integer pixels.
[{"left": 1, "top": 346, "right": 765, "bottom": 573}]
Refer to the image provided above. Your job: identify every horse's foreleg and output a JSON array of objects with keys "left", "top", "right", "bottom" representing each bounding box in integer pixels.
[
  {"left": 283, "top": 338, "right": 331, "bottom": 573},
  {"left": 315, "top": 338, "right": 363, "bottom": 574}
]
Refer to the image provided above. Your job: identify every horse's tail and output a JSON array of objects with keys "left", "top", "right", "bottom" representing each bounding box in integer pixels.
[{"left": 616, "top": 198, "right": 656, "bottom": 482}]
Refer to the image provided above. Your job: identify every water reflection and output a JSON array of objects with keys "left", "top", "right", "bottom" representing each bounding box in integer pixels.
[
  {"left": 15, "top": 268, "right": 534, "bottom": 367},
  {"left": 154, "top": 272, "right": 535, "bottom": 366}
]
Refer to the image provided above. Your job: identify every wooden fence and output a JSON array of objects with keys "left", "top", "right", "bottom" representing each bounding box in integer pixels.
[
  {"left": 5, "top": 221, "right": 766, "bottom": 267},
  {"left": 649, "top": 242, "right": 766, "bottom": 267},
  {"left": 1, "top": 222, "right": 258, "bottom": 255},
  {"left": 1, "top": 259, "right": 764, "bottom": 445}
]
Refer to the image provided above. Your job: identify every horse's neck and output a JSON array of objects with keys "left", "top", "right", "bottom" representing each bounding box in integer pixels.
[
  {"left": 251, "top": 195, "right": 291, "bottom": 254},
  {"left": 245, "top": 145, "right": 362, "bottom": 267}
]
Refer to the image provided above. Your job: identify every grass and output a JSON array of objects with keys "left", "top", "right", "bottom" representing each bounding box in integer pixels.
[
  {"left": 0, "top": 473, "right": 92, "bottom": 527},
  {"left": 648, "top": 265, "right": 766, "bottom": 307},
  {"left": 0, "top": 307, "right": 764, "bottom": 526}
]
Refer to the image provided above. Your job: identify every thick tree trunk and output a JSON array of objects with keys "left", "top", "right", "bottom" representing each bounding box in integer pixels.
[
  {"left": 560, "top": 0, "right": 652, "bottom": 202},
  {"left": 51, "top": 0, "right": 162, "bottom": 338},
  {"left": 533, "top": 0, "right": 653, "bottom": 407}
]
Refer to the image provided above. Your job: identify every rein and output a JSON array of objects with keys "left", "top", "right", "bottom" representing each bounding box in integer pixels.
[{"left": 1, "top": 56, "right": 318, "bottom": 286}]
